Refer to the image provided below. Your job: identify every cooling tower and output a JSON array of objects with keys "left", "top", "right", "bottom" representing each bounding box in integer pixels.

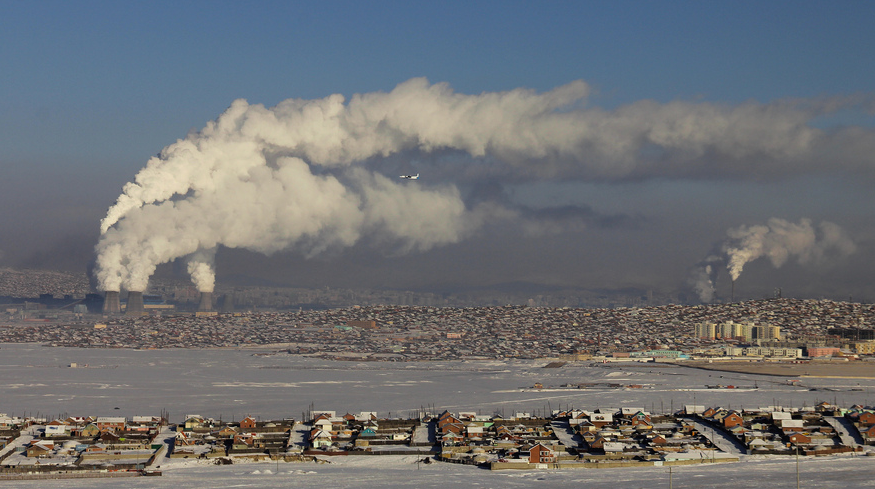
[
  {"left": 126, "top": 291, "right": 145, "bottom": 316},
  {"left": 198, "top": 292, "right": 213, "bottom": 312},
  {"left": 103, "top": 291, "right": 121, "bottom": 314}
]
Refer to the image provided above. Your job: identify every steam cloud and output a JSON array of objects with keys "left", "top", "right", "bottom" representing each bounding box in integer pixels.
[
  {"left": 690, "top": 218, "right": 856, "bottom": 302},
  {"left": 95, "top": 79, "right": 873, "bottom": 294}
]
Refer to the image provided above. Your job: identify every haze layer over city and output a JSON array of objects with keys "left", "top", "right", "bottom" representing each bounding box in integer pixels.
[{"left": 1, "top": 1, "right": 875, "bottom": 303}]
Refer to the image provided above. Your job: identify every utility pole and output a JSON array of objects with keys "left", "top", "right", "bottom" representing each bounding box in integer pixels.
[{"left": 796, "top": 445, "right": 800, "bottom": 489}]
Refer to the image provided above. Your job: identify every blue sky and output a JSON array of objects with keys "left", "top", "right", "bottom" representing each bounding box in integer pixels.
[
  {"left": 2, "top": 0, "right": 874, "bottom": 303},
  {"left": 5, "top": 0, "right": 874, "bottom": 164}
]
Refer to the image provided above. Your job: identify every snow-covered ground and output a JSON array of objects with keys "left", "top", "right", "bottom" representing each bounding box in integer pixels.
[
  {"left": 3, "top": 342, "right": 875, "bottom": 486},
  {"left": 6, "top": 453, "right": 875, "bottom": 488},
  {"left": 3, "top": 343, "right": 874, "bottom": 420}
]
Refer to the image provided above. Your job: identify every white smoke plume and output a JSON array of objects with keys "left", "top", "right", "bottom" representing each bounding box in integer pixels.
[
  {"left": 691, "top": 218, "right": 856, "bottom": 302},
  {"left": 186, "top": 248, "right": 217, "bottom": 293},
  {"left": 689, "top": 257, "right": 723, "bottom": 304},
  {"left": 95, "top": 79, "right": 873, "bottom": 293}
]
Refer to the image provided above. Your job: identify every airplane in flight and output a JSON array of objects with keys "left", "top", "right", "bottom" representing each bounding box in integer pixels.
[{"left": 399, "top": 173, "right": 419, "bottom": 180}]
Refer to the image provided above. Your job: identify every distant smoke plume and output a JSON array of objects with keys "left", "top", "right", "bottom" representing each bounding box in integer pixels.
[
  {"left": 95, "top": 79, "right": 872, "bottom": 293},
  {"left": 691, "top": 218, "right": 856, "bottom": 302},
  {"left": 186, "top": 248, "right": 216, "bottom": 293},
  {"left": 689, "top": 257, "right": 722, "bottom": 304}
]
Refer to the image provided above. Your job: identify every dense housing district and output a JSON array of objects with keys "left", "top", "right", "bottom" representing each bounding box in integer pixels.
[
  {"left": 4, "top": 299, "right": 875, "bottom": 362},
  {"left": 2, "top": 401, "right": 875, "bottom": 480}
]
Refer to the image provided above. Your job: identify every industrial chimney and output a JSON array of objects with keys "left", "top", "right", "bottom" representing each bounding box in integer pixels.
[
  {"left": 103, "top": 291, "right": 121, "bottom": 314},
  {"left": 198, "top": 292, "right": 213, "bottom": 312},
  {"left": 126, "top": 291, "right": 145, "bottom": 316}
]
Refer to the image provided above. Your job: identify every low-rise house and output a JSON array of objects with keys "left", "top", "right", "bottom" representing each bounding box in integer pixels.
[
  {"left": 590, "top": 413, "right": 613, "bottom": 428},
  {"left": 99, "top": 431, "right": 121, "bottom": 445},
  {"left": 780, "top": 419, "right": 805, "bottom": 433},
  {"left": 76, "top": 423, "right": 100, "bottom": 438},
  {"left": 587, "top": 434, "right": 607, "bottom": 450},
  {"left": 860, "top": 425, "right": 875, "bottom": 444},
  {"left": 309, "top": 429, "right": 333, "bottom": 449},
  {"left": 684, "top": 405, "right": 706, "bottom": 415},
  {"left": 648, "top": 434, "right": 667, "bottom": 446},
  {"left": 748, "top": 438, "right": 771, "bottom": 451},
  {"left": 630, "top": 412, "right": 653, "bottom": 429},
  {"left": 441, "top": 431, "right": 464, "bottom": 446},
  {"left": 438, "top": 413, "right": 462, "bottom": 430},
  {"left": 703, "top": 407, "right": 721, "bottom": 418},
  {"left": 527, "top": 443, "right": 556, "bottom": 463},
  {"left": 722, "top": 412, "right": 744, "bottom": 429},
  {"left": 0, "top": 415, "right": 24, "bottom": 429},
  {"left": 175, "top": 431, "right": 196, "bottom": 446},
  {"left": 26, "top": 441, "right": 54, "bottom": 458},
  {"left": 568, "top": 411, "right": 591, "bottom": 427},
  {"left": 771, "top": 412, "right": 792, "bottom": 422},
  {"left": 620, "top": 408, "right": 647, "bottom": 417},
  {"left": 233, "top": 432, "right": 264, "bottom": 450},
  {"left": 129, "top": 416, "right": 165, "bottom": 430},
  {"left": 575, "top": 419, "right": 598, "bottom": 433},
  {"left": 95, "top": 416, "right": 125, "bottom": 432},
  {"left": 788, "top": 433, "right": 812, "bottom": 446},
  {"left": 183, "top": 415, "right": 206, "bottom": 430},
  {"left": 44, "top": 424, "right": 69, "bottom": 437},
  {"left": 84, "top": 443, "right": 106, "bottom": 454},
  {"left": 314, "top": 418, "right": 333, "bottom": 431},
  {"left": 356, "top": 412, "right": 378, "bottom": 422},
  {"left": 859, "top": 412, "right": 875, "bottom": 426},
  {"left": 466, "top": 424, "right": 484, "bottom": 437}
]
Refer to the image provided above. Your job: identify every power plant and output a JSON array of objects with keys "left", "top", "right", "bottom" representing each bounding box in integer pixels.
[
  {"left": 198, "top": 292, "right": 213, "bottom": 312},
  {"left": 125, "top": 291, "right": 145, "bottom": 316},
  {"left": 99, "top": 289, "right": 208, "bottom": 315},
  {"left": 103, "top": 291, "right": 121, "bottom": 314}
]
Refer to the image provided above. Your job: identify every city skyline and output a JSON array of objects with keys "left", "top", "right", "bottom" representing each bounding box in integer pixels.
[{"left": 2, "top": 1, "right": 875, "bottom": 302}]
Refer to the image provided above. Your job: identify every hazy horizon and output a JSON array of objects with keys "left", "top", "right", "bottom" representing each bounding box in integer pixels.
[{"left": 2, "top": 1, "right": 875, "bottom": 304}]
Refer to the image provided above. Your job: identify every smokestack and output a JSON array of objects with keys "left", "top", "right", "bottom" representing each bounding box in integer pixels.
[
  {"left": 126, "top": 291, "right": 145, "bottom": 316},
  {"left": 731, "top": 280, "right": 735, "bottom": 303},
  {"left": 219, "top": 293, "right": 234, "bottom": 312},
  {"left": 198, "top": 292, "right": 213, "bottom": 312},
  {"left": 103, "top": 291, "right": 121, "bottom": 314}
]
